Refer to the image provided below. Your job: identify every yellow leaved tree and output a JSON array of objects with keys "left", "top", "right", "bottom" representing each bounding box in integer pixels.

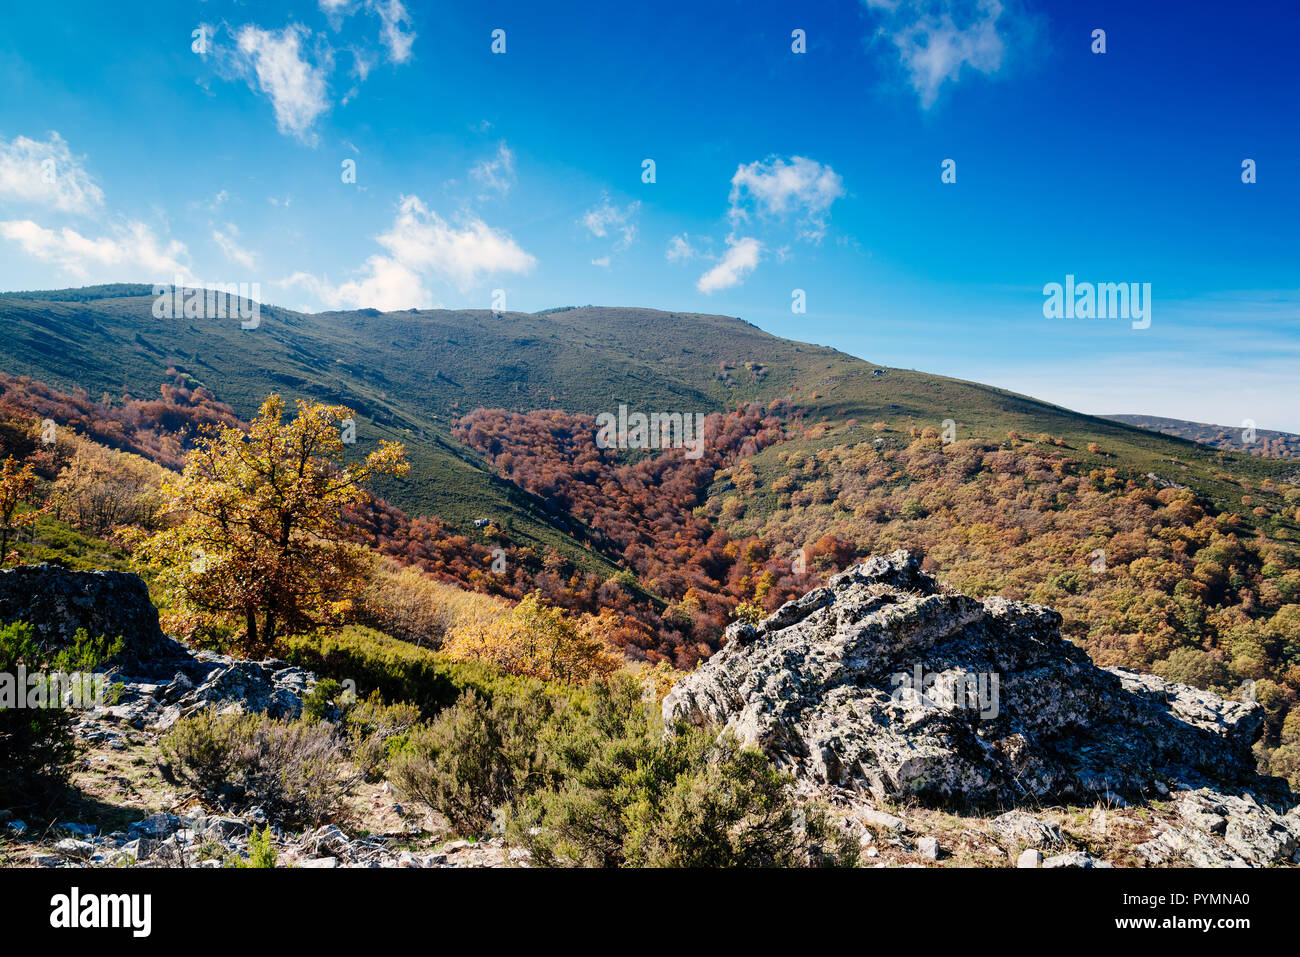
[
  {"left": 136, "top": 395, "right": 409, "bottom": 655},
  {"left": 441, "top": 592, "right": 620, "bottom": 684}
]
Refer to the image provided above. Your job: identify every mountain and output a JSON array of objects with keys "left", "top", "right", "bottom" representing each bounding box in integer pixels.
[
  {"left": 2, "top": 285, "right": 1292, "bottom": 524},
  {"left": 1105, "top": 414, "right": 1300, "bottom": 459}
]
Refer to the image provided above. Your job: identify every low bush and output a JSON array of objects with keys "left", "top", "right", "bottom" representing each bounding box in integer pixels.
[
  {"left": 343, "top": 692, "right": 422, "bottom": 782},
  {"left": 390, "top": 674, "right": 854, "bottom": 866},
  {"left": 159, "top": 709, "right": 354, "bottom": 826},
  {"left": 509, "top": 678, "right": 854, "bottom": 867},
  {"left": 387, "top": 687, "right": 563, "bottom": 834}
]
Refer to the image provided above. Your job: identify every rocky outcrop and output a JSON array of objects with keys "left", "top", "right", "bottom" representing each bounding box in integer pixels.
[
  {"left": 664, "top": 550, "right": 1268, "bottom": 807},
  {"left": 0, "top": 564, "right": 171, "bottom": 668},
  {"left": 1134, "top": 789, "right": 1300, "bottom": 867},
  {"left": 76, "top": 648, "right": 317, "bottom": 748}
]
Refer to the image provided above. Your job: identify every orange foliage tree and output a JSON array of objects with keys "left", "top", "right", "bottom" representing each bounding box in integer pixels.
[{"left": 0, "top": 455, "right": 42, "bottom": 565}]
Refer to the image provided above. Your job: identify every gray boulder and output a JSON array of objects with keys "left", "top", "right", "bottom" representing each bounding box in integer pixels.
[
  {"left": 0, "top": 564, "right": 172, "bottom": 668},
  {"left": 664, "top": 550, "right": 1265, "bottom": 807}
]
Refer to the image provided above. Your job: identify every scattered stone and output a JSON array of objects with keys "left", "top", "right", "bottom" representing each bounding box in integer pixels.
[
  {"left": 55, "top": 822, "right": 98, "bottom": 839},
  {"left": 1017, "top": 848, "right": 1043, "bottom": 868},
  {"left": 861, "top": 808, "right": 907, "bottom": 833},
  {"left": 990, "top": 811, "right": 1065, "bottom": 851},
  {"left": 1043, "top": 851, "right": 1112, "bottom": 869},
  {"left": 54, "top": 838, "right": 95, "bottom": 858},
  {"left": 916, "top": 836, "right": 940, "bottom": 860}
]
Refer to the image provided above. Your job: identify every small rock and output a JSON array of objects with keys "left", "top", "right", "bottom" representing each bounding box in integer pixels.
[
  {"left": 1017, "top": 848, "right": 1043, "bottom": 868},
  {"left": 917, "top": 836, "right": 940, "bottom": 860},
  {"left": 298, "top": 857, "right": 338, "bottom": 868},
  {"left": 990, "top": 810, "right": 1065, "bottom": 850},
  {"left": 54, "top": 838, "right": 96, "bottom": 858},
  {"left": 1043, "top": 851, "right": 1111, "bottom": 869},
  {"left": 862, "top": 808, "right": 907, "bottom": 833}
]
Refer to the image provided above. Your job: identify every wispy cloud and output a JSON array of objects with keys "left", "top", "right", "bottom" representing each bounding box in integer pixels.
[
  {"left": 319, "top": 0, "right": 416, "bottom": 64},
  {"left": 212, "top": 224, "right": 257, "bottom": 269},
  {"left": 666, "top": 233, "right": 706, "bottom": 263},
  {"left": 579, "top": 193, "right": 639, "bottom": 263},
  {"left": 233, "top": 25, "right": 333, "bottom": 144},
  {"left": 697, "top": 236, "right": 762, "bottom": 294},
  {"left": 0, "top": 219, "right": 191, "bottom": 282},
  {"left": 864, "top": 0, "right": 1007, "bottom": 108},
  {"left": 0, "top": 132, "right": 103, "bottom": 214},
  {"left": 470, "top": 142, "right": 517, "bottom": 199}
]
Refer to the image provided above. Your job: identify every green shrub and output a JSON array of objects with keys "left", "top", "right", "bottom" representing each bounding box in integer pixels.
[
  {"left": 0, "top": 620, "right": 122, "bottom": 795},
  {"left": 508, "top": 678, "right": 853, "bottom": 867},
  {"left": 284, "top": 625, "right": 554, "bottom": 718},
  {"left": 302, "top": 678, "right": 346, "bottom": 722},
  {"left": 343, "top": 692, "right": 422, "bottom": 782},
  {"left": 388, "top": 687, "right": 564, "bottom": 835},
  {"left": 389, "top": 673, "right": 853, "bottom": 866},
  {"left": 232, "top": 825, "right": 278, "bottom": 868},
  {"left": 159, "top": 709, "right": 354, "bottom": 826},
  {"left": 1153, "top": 646, "right": 1231, "bottom": 691}
]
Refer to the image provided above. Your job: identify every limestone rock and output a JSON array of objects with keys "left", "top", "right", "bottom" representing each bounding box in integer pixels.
[
  {"left": 990, "top": 810, "right": 1064, "bottom": 851},
  {"left": 665, "top": 550, "right": 1265, "bottom": 807}
]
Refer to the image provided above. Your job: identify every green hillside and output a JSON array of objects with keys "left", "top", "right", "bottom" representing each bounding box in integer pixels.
[{"left": 1, "top": 284, "right": 1293, "bottom": 539}]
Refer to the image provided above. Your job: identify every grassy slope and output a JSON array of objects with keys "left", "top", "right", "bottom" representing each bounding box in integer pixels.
[{"left": 2, "top": 286, "right": 1293, "bottom": 547}]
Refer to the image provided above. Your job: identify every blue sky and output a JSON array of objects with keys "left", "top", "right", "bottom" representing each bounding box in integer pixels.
[{"left": 1, "top": 0, "right": 1297, "bottom": 428}]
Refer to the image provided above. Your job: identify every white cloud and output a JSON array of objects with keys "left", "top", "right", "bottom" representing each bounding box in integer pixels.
[
  {"left": 318, "top": 0, "right": 415, "bottom": 64},
  {"left": 0, "top": 132, "right": 103, "bottom": 214},
  {"left": 697, "top": 236, "right": 762, "bottom": 294},
  {"left": 213, "top": 224, "right": 257, "bottom": 269},
  {"left": 865, "top": 0, "right": 1006, "bottom": 108},
  {"left": 470, "top": 142, "right": 516, "bottom": 198},
  {"left": 0, "top": 219, "right": 191, "bottom": 282},
  {"left": 318, "top": 0, "right": 354, "bottom": 20},
  {"left": 235, "top": 25, "right": 333, "bottom": 143},
  {"left": 282, "top": 194, "right": 535, "bottom": 309},
  {"left": 580, "top": 193, "right": 639, "bottom": 253},
  {"left": 369, "top": 0, "right": 416, "bottom": 63},
  {"left": 728, "top": 155, "right": 845, "bottom": 242},
  {"left": 666, "top": 234, "right": 701, "bottom": 263},
  {"left": 591, "top": 256, "right": 611, "bottom": 268}
]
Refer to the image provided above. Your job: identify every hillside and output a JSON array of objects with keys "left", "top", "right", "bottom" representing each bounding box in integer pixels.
[
  {"left": 2, "top": 286, "right": 1293, "bottom": 512},
  {"left": 1106, "top": 414, "right": 1300, "bottom": 459}
]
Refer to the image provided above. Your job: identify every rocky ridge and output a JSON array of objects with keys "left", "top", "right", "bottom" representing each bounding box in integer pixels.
[{"left": 665, "top": 550, "right": 1300, "bottom": 866}]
